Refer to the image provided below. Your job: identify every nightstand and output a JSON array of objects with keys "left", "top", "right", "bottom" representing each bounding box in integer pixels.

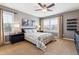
[
  {"left": 37, "top": 30, "right": 43, "bottom": 32},
  {"left": 9, "top": 32, "right": 24, "bottom": 44}
]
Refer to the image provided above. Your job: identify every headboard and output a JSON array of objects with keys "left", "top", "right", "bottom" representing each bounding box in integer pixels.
[{"left": 21, "top": 29, "right": 24, "bottom": 33}]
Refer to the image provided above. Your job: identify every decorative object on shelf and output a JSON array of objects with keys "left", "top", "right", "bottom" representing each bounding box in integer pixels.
[{"left": 67, "top": 19, "right": 77, "bottom": 31}]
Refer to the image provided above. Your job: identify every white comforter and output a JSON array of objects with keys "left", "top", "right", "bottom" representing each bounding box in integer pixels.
[{"left": 24, "top": 32, "right": 53, "bottom": 51}]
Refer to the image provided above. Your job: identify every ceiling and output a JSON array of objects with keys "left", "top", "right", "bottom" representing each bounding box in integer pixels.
[{"left": 0, "top": 3, "right": 79, "bottom": 18}]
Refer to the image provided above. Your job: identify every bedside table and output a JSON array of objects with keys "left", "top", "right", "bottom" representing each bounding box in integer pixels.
[
  {"left": 9, "top": 32, "right": 24, "bottom": 44},
  {"left": 37, "top": 30, "right": 43, "bottom": 32}
]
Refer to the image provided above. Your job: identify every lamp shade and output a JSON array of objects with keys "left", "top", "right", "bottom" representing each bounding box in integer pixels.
[{"left": 14, "top": 24, "right": 20, "bottom": 28}]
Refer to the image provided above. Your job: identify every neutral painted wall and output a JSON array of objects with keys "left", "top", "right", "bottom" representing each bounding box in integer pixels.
[
  {"left": 13, "top": 12, "right": 39, "bottom": 32},
  {"left": 63, "top": 10, "right": 79, "bottom": 39}
]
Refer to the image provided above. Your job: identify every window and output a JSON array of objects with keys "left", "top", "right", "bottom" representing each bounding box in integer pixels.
[
  {"left": 3, "top": 11, "right": 14, "bottom": 34},
  {"left": 43, "top": 19, "right": 50, "bottom": 31},
  {"left": 43, "top": 17, "right": 58, "bottom": 32},
  {"left": 50, "top": 17, "right": 58, "bottom": 32}
]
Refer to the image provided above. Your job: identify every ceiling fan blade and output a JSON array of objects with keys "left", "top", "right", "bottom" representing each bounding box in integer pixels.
[
  {"left": 47, "top": 9, "right": 53, "bottom": 11},
  {"left": 47, "top": 3, "right": 55, "bottom": 8},
  {"left": 34, "top": 9, "right": 42, "bottom": 11},
  {"left": 38, "top": 3, "right": 44, "bottom": 8}
]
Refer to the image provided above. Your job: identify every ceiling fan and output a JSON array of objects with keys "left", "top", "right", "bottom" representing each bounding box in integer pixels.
[{"left": 35, "top": 3, "right": 55, "bottom": 12}]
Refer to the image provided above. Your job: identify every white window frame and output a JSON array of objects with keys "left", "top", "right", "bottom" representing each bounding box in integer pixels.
[
  {"left": 3, "top": 11, "right": 14, "bottom": 35},
  {"left": 43, "top": 17, "right": 59, "bottom": 33}
]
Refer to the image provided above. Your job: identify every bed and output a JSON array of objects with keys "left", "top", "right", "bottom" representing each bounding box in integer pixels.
[{"left": 24, "top": 29, "right": 55, "bottom": 51}]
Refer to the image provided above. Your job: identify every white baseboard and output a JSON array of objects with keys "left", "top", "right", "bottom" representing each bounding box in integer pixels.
[{"left": 63, "top": 38, "right": 74, "bottom": 41}]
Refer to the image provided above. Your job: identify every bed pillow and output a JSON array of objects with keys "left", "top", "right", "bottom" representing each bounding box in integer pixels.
[
  {"left": 32, "top": 29, "right": 37, "bottom": 33},
  {"left": 24, "top": 29, "right": 33, "bottom": 33}
]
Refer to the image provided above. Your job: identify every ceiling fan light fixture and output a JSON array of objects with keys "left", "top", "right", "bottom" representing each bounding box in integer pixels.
[{"left": 42, "top": 8, "right": 47, "bottom": 12}]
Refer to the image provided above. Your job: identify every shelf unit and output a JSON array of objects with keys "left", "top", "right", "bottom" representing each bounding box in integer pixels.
[{"left": 67, "top": 19, "right": 77, "bottom": 31}]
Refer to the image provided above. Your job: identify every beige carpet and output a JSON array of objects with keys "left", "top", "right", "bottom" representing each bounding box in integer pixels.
[{"left": 0, "top": 39, "right": 77, "bottom": 55}]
